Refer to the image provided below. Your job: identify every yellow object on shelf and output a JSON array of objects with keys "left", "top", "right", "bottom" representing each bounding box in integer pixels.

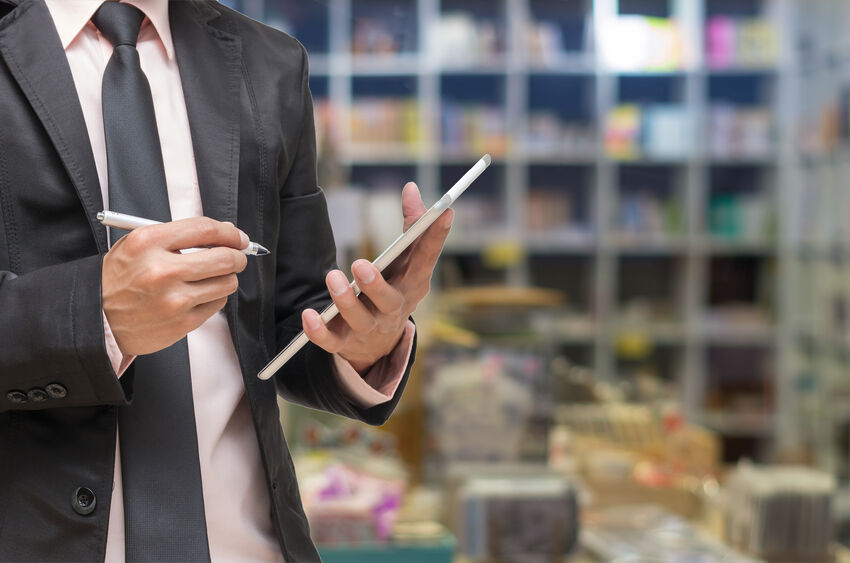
[
  {"left": 429, "top": 320, "right": 480, "bottom": 348},
  {"left": 482, "top": 239, "right": 524, "bottom": 268},
  {"left": 616, "top": 331, "right": 654, "bottom": 360},
  {"left": 439, "top": 286, "right": 565, "bottom": 309}
]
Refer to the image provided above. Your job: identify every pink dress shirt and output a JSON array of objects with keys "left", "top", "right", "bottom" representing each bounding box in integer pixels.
[{"left": 43, "top": 1, "right": 413, "bottom": 560}]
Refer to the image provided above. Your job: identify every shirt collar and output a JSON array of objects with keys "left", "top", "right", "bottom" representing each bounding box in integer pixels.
[{"left": 45, "top": 0, "right": 174, "bottom": 60}]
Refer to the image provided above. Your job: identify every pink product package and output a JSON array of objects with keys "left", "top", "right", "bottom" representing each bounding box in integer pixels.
[{"left": 706, "top": 16, "right": 735, "bottom": 69}]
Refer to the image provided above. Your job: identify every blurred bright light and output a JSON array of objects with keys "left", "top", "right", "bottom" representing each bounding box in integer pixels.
[{"left": 598, "top": 16, "right": 684, "bottom": 71}]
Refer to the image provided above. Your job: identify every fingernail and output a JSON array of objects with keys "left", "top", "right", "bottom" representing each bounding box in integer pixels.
[
  {"left": 238, "top": 230, "right": 249, "bottom": 249},
  {"left": 328, "top": 271, "right": 349, "bottom": 296},
  {"left": 352, "top": 260, "right": 375, "bottom": 284},
  {"left": 305, "top": 311, "right": 321, "bottom": 331}
]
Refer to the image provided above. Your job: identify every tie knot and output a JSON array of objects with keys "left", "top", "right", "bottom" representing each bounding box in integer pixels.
[{"left": 92, "top": 2, "right": 145, "bottom": 48}]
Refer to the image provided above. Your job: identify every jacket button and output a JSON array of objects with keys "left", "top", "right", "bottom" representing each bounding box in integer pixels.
[
  {"left": 72, "top": 487, "right": 96, "bottom": 515},
  {"left": 45, "top": 383, "right": 67, "bottom": 399},
  {"left": 27, "top": 388, "right": 48, "bottom": 403},
  {"left": 6, "top": 390, "right": 27, "bottom": 404}
]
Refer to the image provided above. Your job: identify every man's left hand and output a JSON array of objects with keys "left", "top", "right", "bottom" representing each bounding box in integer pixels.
[{"left": 301, "top": 182, "right": 452, "bottom": 373}]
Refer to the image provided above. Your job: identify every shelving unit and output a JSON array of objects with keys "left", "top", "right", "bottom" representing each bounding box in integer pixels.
[
  {"left": 791, "top": 0, "right": 850, "bottom": 482},
  {"left": 232, "top": 0, "right": 798, "bottom": 462}
]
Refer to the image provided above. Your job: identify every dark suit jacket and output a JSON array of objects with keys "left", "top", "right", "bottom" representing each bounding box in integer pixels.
[{"left": 0, "top": 1, "right": 414, "bottom": 560}]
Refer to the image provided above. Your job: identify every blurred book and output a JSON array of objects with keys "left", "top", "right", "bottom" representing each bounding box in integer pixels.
[
  {"left": 643, "top": 105, "right": 692, "bottom": 159},
  {"left": 525, "top": 11, "right": 592, "bottom": 67},
  {"left": 605, "top": 104, "right": 642, "bottom": 159},
  {"left": 351, "top": 7, "right": 417, "bottom": 55},
  {"left": 446, "top": 196, "right": 505, "bottom": 237},
  {"left": 525, "top": 187, "right": 592, "bottom": 241},
  {"left": 527, "top": 20, "right": 566, "bottom": 65},
  {"left": 430, "top": 12, "right": 503, "bottom": 67},
  {"left": 441, "top": 101, "right": 507, "bottom": 157},
  {"left": 349, "top": 98, "right": 420, "bottom": 152},
  {"left": 706, "top": 17, "right": 780, "bottom": 70},
  {"left": 605, "top": 104, "right": 692, "bottom": 160},
  {"left": 523, "top": 111, "right": 596, "bottom": 156},
  {"left": 708, "top": 192, "right": 772, "bottom": 242},
  {"left": 617, "top": 189, "right": 683, "bottom": 239},
  {"left": 708, "top": 104, "right": 773, "bottom": 159}
]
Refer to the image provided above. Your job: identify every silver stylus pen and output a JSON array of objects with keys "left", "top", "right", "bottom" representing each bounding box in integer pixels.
[{"left": 97, "top": 210, "right": 270, "bottom": 256}]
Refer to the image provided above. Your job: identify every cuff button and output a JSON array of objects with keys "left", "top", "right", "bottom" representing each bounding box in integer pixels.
[
  {"left": 6, "top": 390, "right": 27, "bottom": 404},
  {"left": 27, "top": 388, "right": 48, "bottom": 403},
  {"left": 46, "top": 383, "right": 67, "bottom": 399}
]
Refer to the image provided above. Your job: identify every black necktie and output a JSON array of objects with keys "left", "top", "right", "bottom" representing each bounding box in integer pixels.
[{"left": 93, "top": 3, "right": 211, "bottom": 560}]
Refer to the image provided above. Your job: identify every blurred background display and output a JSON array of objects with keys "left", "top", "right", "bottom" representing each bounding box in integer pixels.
[{"left": 222, "top": 0, "right": 850, "bottom": 561}]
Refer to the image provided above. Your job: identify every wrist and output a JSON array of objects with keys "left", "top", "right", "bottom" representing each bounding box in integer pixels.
[{"left": 341, "top": 328, "right": 405, "bottom": 375}]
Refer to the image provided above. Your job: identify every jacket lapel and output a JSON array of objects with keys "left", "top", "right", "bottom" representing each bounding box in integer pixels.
[
  {"left": 0, "top": 0, "right": 108, "bottom": 251},
  {"left": 169, "top": 1, "right": 241, "bottom": 227},
  {"left": 0, "top": 0, "right": 15, "bottom": 20},
  {"left": 169, "top": 1, "right": 242, "bottom": 340}
]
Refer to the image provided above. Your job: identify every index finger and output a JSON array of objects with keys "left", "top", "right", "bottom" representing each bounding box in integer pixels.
[{"left": 136, "top": 217, "right": 249, "bottom": 252}]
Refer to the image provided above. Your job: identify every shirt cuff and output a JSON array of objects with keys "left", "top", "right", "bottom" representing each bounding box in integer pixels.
[
  {"left": 332, "top": 321, "right": 415, "bottom": 409},
  {"left": 103, "top": 312, "right": 135, "bottom": 377}
]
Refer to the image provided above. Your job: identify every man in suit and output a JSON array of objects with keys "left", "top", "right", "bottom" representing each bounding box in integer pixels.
[{"left": 0, "top": 0, "right": 451, "bottom": 560}]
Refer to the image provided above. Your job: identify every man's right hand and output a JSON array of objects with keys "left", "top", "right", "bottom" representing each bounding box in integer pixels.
[{"left": 102, "top": 217, "right": 249, "bottom": 356}]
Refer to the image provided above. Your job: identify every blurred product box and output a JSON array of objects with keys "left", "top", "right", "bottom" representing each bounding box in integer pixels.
[
  {"left": 583, "top": 475, "right": 703, "bottom": 520},
  {"left": 617, "top": 188, "right": 683, "bottom": 240},
  {"left": 709, "top": 192, "right": 772, "bottom": 242},
  {"left": 606, "top": 102, "right": 772, "bottom": 161},
  {"left": 525, "top": 12, "right": 591, "bottom": 66},
  {"left": 452, "top": 474, "right": 580, "bottom": 562},
  {"left": 297, "top": 458, "right": 406, "bottom": 546},
  {"left": 445, "top": 196, "right": 506, "bottom": 237},
  {"left": 552, "top": 404, "right": 721, "bottom": 519},
  {"left": 706, "top": 17, "right": 779, "bottom": 70},
  {"left": 424, "top": 352, "right": 539, "bottom": 465},
  {"left": 441, "top": 102, "right": 508, "bottom": 157},
  {"left": 523, "top": 111, "right": 596, "bottom": 156},
  {"left": 526, "top": 20, "right": 566, "bottom": 66},
  {"left": 719, "top": 463, "right": 835, "bottom": 562},
  {"left": 430, "top": 13, "right": 503, "bottom": 66},
  {"left": 583, "top": 505, "right": 758, "bottom": 562},
  {"left": 605, "top": 104, "right": 642, "bottom": 159},
  {"left": 525, "top": 187, "right": 594, "bottom": 242},
  {"left": 643, "top": 105, "right": 692, "bottom": 159},
  {"left": 605, "top": 104, "right": 692, "bottom": 160},
  {"left": 708, "top": 104, "right": 773, "bottom": 159},
  {"left": 349, "top": 98, "right": 420, "bottom": 152},
  {"left": 350, "top": 7, "right": 417, "bottom": 55}
]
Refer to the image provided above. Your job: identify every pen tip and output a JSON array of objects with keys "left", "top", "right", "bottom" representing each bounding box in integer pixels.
[
  {"left": 481, "top": 154, "right": 492, "bottom": 166},
  {"left": 96, "top": 211, "right": 106, "bottom": 222},
  {"left": 256, "top": 245, "right": 270, "bottom": 256}
]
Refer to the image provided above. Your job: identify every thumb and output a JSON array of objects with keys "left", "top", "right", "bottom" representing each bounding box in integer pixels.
[{"left": 402, "top": 182, "right": 427, "bottom": 231}]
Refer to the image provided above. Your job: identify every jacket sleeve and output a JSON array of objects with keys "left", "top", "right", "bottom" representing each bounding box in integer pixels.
[
  {"left": 271, "top": 45, "right": 415, "bottom": 426},
  {"left": 0, "top": 254, "right": 131, "bottom": 413}
]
